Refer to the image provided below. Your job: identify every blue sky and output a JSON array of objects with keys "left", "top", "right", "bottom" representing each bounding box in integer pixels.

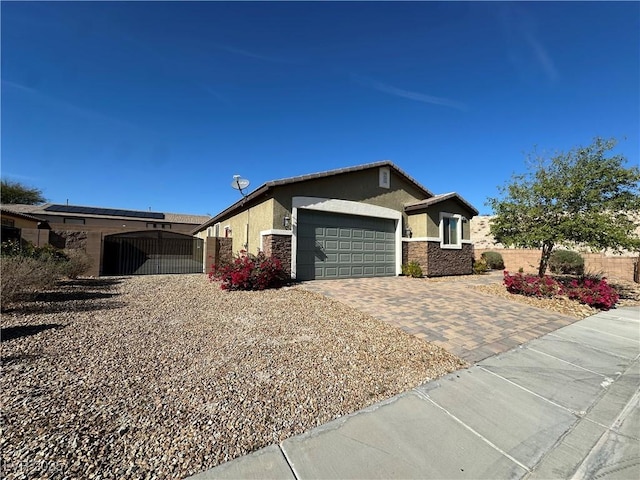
[{"left": 2, "top": 1, "right": 638, "bottom": 217}]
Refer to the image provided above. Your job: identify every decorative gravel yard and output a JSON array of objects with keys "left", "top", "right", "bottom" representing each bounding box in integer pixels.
[{"left": 1, "top": 275, "right": 466, "bottom": 479}]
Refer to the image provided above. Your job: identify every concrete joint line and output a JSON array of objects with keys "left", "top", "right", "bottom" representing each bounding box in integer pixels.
[
  {"left": 571, "top": 324, "right": 640, "bottom": 343},
  {"left": 278, "top": 443, "right": 299, "bottom": 480},
  {"left": 526, "top": 347, "right": 610, "bottom": 379},
  {"left": 546, "top": 333, "right": 636, "bottom": 361},
  {"left": 569, "top": 386, "right": 640, "bottom": 480},
  {"left": 414, "top": 390, "right": 532, "bottom": 474},
  {"left": 478, "top": 366, "right": 582, "bottom": 416}
]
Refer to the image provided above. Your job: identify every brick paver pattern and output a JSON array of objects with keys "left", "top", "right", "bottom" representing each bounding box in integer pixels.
[{"left": 298, "top": 272, "right": 578, "bottom": 363}]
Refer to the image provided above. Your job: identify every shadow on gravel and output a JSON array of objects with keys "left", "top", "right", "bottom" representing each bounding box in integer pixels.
[
  {"left": 6, "top": 300, "right": 127, "bottom": 315},
  {"left": 59, "top": 278, "right": 125, "bottom": 289},
  {"left": 32, "top": 291, "right": 118, "bottom": 302},
  {"left": 1, "top": 353, "right": 40, "bottom": 365},
  {"left": 1, "top": 323, "right": 64, "bottom": 342}
]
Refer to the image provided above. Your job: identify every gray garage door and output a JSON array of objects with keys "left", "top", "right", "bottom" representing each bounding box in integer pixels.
[{"left": 296, "top": 210, "right": 396, "bottom": 280}]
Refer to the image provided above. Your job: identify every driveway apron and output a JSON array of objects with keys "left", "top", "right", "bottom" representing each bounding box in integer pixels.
[{"left": 298, "top": 273, "right": 579, "bottom": 363}]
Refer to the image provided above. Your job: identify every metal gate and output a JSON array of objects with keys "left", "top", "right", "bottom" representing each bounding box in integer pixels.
[{"left": 102, "top": 231, "right": 203, "bottom": 275}]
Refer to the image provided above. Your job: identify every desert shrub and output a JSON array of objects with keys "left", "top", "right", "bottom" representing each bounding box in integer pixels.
[
  {"left": 503, "top": 271, "right": 618, "bottom": 310},
  {"left": 1, "top": 255, "right": 60, "bottom": 304},
  {"left": 1, "top": 239, "right": 33, "bottom": 257},
  {"left": 473, "top": 257, "right": 490, "bottom": 274},
  {"left": 549, "top": 250, "right": 584, "bottom": 275},
  {"left": 481, "top": 251, "right": 505, "bottom": 270},
  {"left": 209, "top": 250, "right": 288, "bottom": 291},
  {"left": 0, "top": 239, "right": 78, "bottom": 304},
  {"left": 1, "top": 239, "right": 67, "bottom": 262},
  {"left": 59, "top": 249, "right": 93, "bottom": 279},
  {"left": 401, "top": 261, "right": 423, "bottom": 278}
]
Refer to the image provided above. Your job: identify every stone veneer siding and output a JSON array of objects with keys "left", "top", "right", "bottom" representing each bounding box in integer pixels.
[
  {"left": 50, "top": 230, "right": 89, "bottom": 250},
  {"left": 218, "top": 238, "right": 233, "bottom": 264},
  {"left": 262, "top": 235, "right": 292, "bottom": 275},
  {"left": 402, "top": 241, "right": 428, "bottom": 271},
  {"left": 426, "top": 242, "right": 474, "bottom": 276},
  {"left": 204, "top": 237, "right": 233, "bottom": 274}
]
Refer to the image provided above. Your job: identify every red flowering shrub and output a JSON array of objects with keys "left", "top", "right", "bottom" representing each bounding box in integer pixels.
[
  {"left": 504, "top": 271, "right": 563, "bottom": 297},
  {"left": 563, "top": 275, "right": 619, "bottom": 310},
  {"left": 503, "top": 271, "right": 619, "bottom": 310},
  {"left": 209, "top": 250, "right": 289, "bottom": 291}
]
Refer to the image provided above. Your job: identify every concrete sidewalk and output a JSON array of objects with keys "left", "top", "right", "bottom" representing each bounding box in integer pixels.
[{"left": 190, "top": 307, "right": 640, "bottom": 479}]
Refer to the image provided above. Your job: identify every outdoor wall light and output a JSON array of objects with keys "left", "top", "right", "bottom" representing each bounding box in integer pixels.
[
  {"left": 283, "top": 215, "right": 291, "bottom": 229},
  {"left": 405, "top": 226, "right": 413, "bottom": 238}
]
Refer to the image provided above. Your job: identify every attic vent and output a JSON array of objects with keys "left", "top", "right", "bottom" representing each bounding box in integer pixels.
[{"left": 379, "top": 166, "right": 390, "bottom": 189}]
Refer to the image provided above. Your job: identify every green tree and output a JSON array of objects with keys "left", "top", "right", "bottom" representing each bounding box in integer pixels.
[
  {"left": 487, "top": 137, "right": 640, "bottom": 277},
  {"left": 0, "top": 180, "right": 46, "bottom": 205}
]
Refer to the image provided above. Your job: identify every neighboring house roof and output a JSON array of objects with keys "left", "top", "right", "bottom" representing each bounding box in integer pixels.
[
  {"left": 0, "top": 207, "right": 47, "bottom": 223},
  {"left": 404, "top": 192, "right": 479, "bottom": 216},
  {"left": 3, "top": 203, "right": 211, "bottom": 225},
  {"left": 193, "top": 161, "right": 435, "bottom": 233}
]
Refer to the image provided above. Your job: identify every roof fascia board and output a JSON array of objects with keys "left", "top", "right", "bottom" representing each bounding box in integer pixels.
[
  {"left": 192, "top": 161, "right": 433, "bottom": 234},
  {"left": 405, "top": 193, "right": 479, "bottom": 216}
]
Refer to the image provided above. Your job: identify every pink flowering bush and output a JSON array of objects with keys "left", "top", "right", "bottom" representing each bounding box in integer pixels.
[
  {"left": 563, "top": 275, "right": 620, "bottom": 310},
  {"left": 503, "top": 271, "right": 619, "bottom": 310},
  {"left": 209, "top": 250, "right": 289, "bottom": 291}
]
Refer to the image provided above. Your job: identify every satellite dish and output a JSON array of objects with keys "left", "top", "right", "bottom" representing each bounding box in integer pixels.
[{"left": 231, "top": 175, "right": 250, "bottom": 191}]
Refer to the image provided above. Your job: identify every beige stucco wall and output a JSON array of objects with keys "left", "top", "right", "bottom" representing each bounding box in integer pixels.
[
  {"left": 1, "top": 213, "right": 40, "bottom": 229},
  {"left": 31, "top": 215, "right": 197, "bottom": 235},
  {"left": 407, "top": 212, "right": 428, "bottom": 238},
  {"left": 220, "top": 198, "right": 275, "bottom": 254},
  {"left": 425, "top": 200, "right": 474, "bottom": 239},
  {"left": 407, "top": 199, "right": 474, "bottom": 240},
  {"left": 271, "top": 167, "right": 428, "bottom": 234}
]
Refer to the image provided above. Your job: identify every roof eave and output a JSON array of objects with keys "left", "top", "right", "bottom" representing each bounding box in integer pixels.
[
  {"left": 191, "top": 183, "right": 271, "bottom": 234},
  {"left": 405, "top": 193, "right": 479, "bottom": 216},
  {"left": 192, "top": 161, "right": 435, "bottom": 234}
]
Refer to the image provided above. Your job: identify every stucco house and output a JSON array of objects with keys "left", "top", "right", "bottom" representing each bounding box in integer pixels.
[
  {"left": 2, "top": 203, "right": 210, "bottom": 276},
  {"left": 1, "top": 208, "right": 48, "bottom": 243},
  {"left": 193, "top": 161, "right": 478, "bottom": 280}
]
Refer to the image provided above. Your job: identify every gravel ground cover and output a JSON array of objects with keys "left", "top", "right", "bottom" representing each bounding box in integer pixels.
[{"left": 1, "top": 275, "right": 465, "bottom": 479}]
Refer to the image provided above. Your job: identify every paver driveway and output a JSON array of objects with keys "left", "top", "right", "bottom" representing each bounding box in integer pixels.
[{"left": 299, "top": 272, "right": 579, "bottom": 363}]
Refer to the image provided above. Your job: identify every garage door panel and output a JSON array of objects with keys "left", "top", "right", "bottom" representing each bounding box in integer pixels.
[
  {"left": 296, "top": 210, "right": 395, "bottom": 280},
  {"left": 325, "top": 253, "right": 338, "bottom": 262},
  {"left": 363, "top": 266, "right": 376, "bottom": 275},
  {"left": 339, "top": 266, "right": 353, "bottom": 276},
  {"left": 325, "top": 240, "right": 339, "bottom": 250}
]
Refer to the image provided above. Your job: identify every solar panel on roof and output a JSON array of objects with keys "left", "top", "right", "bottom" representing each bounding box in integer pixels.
[{"left": 44, "top": 204, "right": 165, "bottom": 220}]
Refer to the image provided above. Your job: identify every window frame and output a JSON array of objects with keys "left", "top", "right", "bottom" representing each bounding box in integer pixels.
[
  {"left": 439, "top": 212, "right": 462, "bottom": 249},
  {"left": 63, "top": 217, "right": 85, "bottom": 225}
]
